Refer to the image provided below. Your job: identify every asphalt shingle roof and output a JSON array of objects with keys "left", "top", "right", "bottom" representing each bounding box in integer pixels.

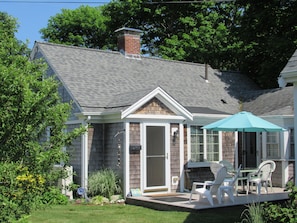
[
  {"left": 34, "top": 42, "right": 266, "bottom": 115},
  {"left": 243, "top": 86, "right": 294, "bottom": 116}
]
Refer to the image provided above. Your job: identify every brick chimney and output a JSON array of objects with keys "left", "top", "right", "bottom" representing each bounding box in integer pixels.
[{"left": 115, "top": 27, "right": 142, "bottom": 57}]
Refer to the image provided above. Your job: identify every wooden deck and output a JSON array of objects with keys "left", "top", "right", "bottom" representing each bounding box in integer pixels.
[{"left": 126, "top": 187, "right": 289, "bottom": 212}]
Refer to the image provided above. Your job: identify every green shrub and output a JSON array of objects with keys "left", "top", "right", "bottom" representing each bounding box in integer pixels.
[
  {"left": 0, "top": 162, "right": 71, "bottom": 222},
  {"left": 87, "top": 168, "right": 122, "bottom": 199},
  {"left": 90, "top": 195, "right": 110, "bottom": 205},
  {"left": 0, "top": 162, "right": 45, "bottom": 222},
  {"left": 262, "top": 181, "right": 297, "bottom": 222},
  {"left": 41, "top": 186, "right": 69, "bottom": 205}
]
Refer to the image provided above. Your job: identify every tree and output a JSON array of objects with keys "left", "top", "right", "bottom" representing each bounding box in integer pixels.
[
  {"left": 103, "top": 0, "right": 297, "bottom": 87},
  {"left": 0, "top": 12, "right": 84, "bottom": 221},
  {"left": 40, "top": 5, "right": 109, "bottom": 49},
  {"left": 0, "top": 12, "right": 83, "bottom": 169},
  {"left": 234, "top": 0, "right": 297, "bottom": 88},
  {"left": 102, "top": 0, "right": 211, "bottom": 55},
  {"left": 157, "top": 1, "right": 243, "bottom": 70},
  {"left": 40, "top": 0, "right": 297, "bottom": 88}
]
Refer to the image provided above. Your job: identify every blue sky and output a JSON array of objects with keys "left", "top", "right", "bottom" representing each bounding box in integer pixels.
[{"left": 1, "top": 0, "right": 110, "bottom": 48}]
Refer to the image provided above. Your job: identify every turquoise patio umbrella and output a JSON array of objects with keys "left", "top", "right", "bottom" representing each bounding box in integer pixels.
[
  {"left": 202, "top": 111, "right": 285, "bottom": 167},
  {"left": 202, "top": 111, "right": 285, "bottom": 132}
]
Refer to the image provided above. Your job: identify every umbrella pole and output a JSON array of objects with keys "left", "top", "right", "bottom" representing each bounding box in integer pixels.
[{"left": 242, "top": 130, "right": 246, "bottom": 168}]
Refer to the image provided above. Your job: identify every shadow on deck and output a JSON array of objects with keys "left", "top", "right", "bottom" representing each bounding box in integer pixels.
[{"left": 126, "top": 187, "right": 289, "bottom": 212}]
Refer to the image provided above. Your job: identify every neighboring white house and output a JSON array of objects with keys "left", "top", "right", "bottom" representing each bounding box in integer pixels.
[{"left": 279, "top": 49, "right": 297, "bottom": 185}]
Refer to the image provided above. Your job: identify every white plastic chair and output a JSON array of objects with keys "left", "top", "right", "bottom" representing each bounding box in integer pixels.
[
  {"left": 220, "top": 164, "right": 242, "bottom": 203},
  {"left": 210, "top": 162, "right": 224, "bottom": 179},
  {"left": 219, "top": 160, "right": 235, "bottom": 178},
  {"left": 246, "top": 160, "right": 276, "bottom": 195},
  {"left": 189, "top": 166, "right": 227, "bottom": 206}
]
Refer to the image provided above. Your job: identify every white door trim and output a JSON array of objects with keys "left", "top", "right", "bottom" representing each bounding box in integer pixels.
[{"left": 142, "top": 122, "right": 170, "bottom": 193}]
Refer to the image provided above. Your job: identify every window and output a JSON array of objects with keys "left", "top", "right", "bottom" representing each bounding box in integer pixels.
[
  {"left": 206, "top": 130, "right": 219, "bottom": 161},
  {"left": 190, "top": 126, "right": 219, "bottom": 162},
  {"left": 190, "top": 126, "right": 204, "bottom": 162},
  {"left": 266, "top": 132, "right": 280, "bottom": 158}
]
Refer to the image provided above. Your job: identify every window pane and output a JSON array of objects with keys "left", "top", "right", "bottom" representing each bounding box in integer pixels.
[
  {"left": 190, "top": 126, "right": 220, "bottom": 162},
  {"left": 266, "top": 132, "right": 280, "bottom": 158},
  {"left": 190, "top": 126, "right": 204, "bottom": 162},
  {"left": 206, "top": 131, "right": 219, "bottom": 162}
]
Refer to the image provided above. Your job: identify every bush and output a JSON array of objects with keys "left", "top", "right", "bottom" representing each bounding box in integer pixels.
[
  {"left": 41, "top": 186, "right": 69, "bottom": 205},
  {"left": 0, "top": 162, "right": 45, "bottom": 222},
  {"left": 0, "top": 162, "right": 71, "bottom": 222},
  {"left": 262, "top": 181, "right": 297, "bottom": 223},
  {"left": 90, "top": 195, "right": 109, "bottom": 205},
  {"left": 87, "top": 169, "right": 122, "bottom": 199}
]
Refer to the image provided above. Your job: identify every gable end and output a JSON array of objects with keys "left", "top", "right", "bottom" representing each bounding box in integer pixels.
[{"left": 134, "top": 97, "right": 175, "bottom": 115}]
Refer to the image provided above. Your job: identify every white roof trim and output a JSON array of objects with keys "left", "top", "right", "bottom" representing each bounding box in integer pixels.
[
  {"left": 121, "top": 87, "right": 193, "bottom": 120},
  {"left": 279, "top": 70, "right": 297, "bottom": 85},
  {"left": 125, "top": 114, "right": 187, "bottom": 120}
]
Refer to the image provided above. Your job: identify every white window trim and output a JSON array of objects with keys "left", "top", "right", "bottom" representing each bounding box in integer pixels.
[
  {"left": 187, "top": 126, "right": 222, "bottom": 168},
  {"left": 266, "top": 132, "right": 281, "bottom": 159}
]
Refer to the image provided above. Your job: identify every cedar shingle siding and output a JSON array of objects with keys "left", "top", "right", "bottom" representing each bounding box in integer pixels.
[
  {"left": 170, "top": 123, "right": 180, "bottom": 192},
  {"left": 103, "top": 123, "right": 124, "bottom": 177},
  {"left": 67, "top": 124, "right": 83, "bottom": 183},
  {"left": 135, "top": 98, "right": 174, "bottom": 115},
  {"left": 88, "top": 124, "right": 104, "bottom": 173},
  {"left": 222, "top": 132, "right": 236, "bottom": 165},
  {"left": 272, "top": 161, "right": 282, "bottom": 187},
  {"left": 129, "top": 123, "right": 141, "bottom": 189}
]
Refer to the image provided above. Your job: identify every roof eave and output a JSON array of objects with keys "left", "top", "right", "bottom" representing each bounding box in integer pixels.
[{"left": 279, "top": 71, "right": 297, "bottom": 87}]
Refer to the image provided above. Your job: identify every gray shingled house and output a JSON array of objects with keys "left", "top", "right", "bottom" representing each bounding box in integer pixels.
[{"left": 31, "top": 28, "right": 294, "bottom": 197}]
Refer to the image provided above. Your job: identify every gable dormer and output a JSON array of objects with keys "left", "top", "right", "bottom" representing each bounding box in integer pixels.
[{"left": 121, "top": 87, "right": 193, "bottom": 121}]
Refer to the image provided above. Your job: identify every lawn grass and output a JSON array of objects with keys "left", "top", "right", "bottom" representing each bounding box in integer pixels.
[{"left": 29, "top": 203, "right": 244, "bottom": 223}]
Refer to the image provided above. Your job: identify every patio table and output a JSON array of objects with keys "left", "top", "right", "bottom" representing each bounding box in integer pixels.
[{"left": 236, "top": 168, "right": 257, "bottom": 194}]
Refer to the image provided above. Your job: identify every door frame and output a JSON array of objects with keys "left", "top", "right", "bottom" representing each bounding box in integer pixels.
[
  {"left": 142, "top": 122, "right": 170, "bottom": 193},
  {"left": 238, "top": 132, "right": 259, "bottom": 168}
]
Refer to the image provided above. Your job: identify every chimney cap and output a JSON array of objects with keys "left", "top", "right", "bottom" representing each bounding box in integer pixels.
[{"left": 115, "top": 27, "right": 143, "bottom": 35}]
